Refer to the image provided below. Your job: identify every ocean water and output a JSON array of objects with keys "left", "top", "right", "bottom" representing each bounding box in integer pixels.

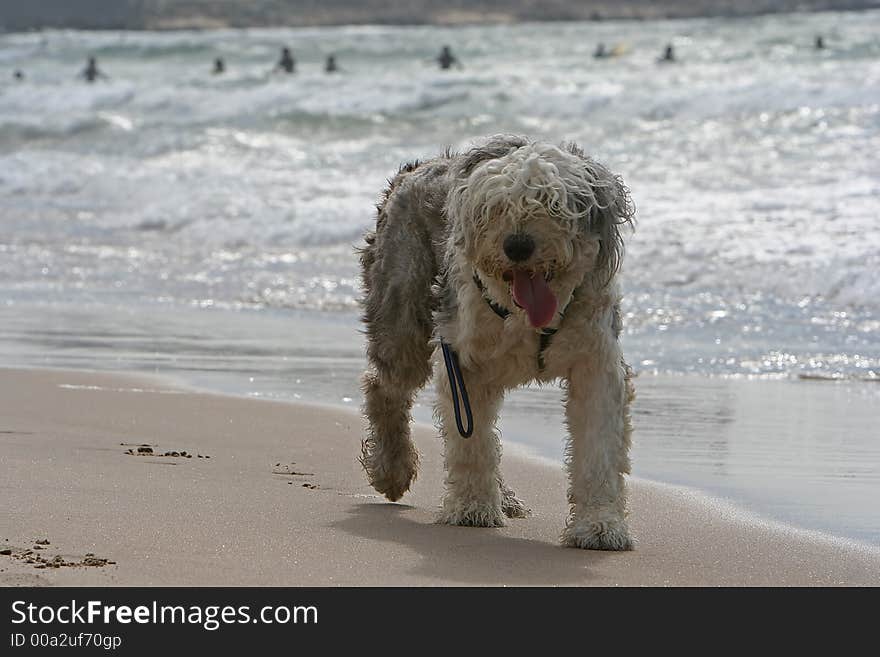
[{"left": 1, "top": 12, "right": 879, "bottom": 543}]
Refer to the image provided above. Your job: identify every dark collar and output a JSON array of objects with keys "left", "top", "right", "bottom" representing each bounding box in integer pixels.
[{"left": 472, "top": 272, "right": 511, "bottom": 321}]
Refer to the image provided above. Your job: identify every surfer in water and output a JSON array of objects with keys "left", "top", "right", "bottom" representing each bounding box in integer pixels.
[
  {"left": 80, "top": 57, "right": 108, "bottom": 82},
  {"left": 658, "top": 44, "right": 675, "bottom": 63},
  {"left": 437, "top": 45, "right": 462, "bottom": 70},
  {"left": 276, "top": 47, "right": 295, "bottom": 74},
  {"left": 212, "top": 57, "right": 225, "bottom": 75}
]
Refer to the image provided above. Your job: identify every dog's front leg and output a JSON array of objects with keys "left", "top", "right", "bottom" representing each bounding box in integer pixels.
[
  {"left": 435, "top": 368, "right": 506, "bottom": 527},
  {"left": 561, "top": 349, "right": 634, "bottom": 550}
]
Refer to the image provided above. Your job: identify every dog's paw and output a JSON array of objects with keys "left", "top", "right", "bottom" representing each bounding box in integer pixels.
[
  {"left": 561, "top": 517, "right": 634, "bottom": 551},
  {"left": 501, "top": 487, "right": 530, "bottom": 519},
  {"left": 369, "top": 470, "right": 415, "bottom": 502},
  {"left": 437, "top": 499, "right": 506, "bottom": 527},
  {"left": 359, "top": 441, "right": 419, "bottom": 502}
]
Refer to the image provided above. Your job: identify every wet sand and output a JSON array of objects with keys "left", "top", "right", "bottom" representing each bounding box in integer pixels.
[{"left": 1, "top": 367, "right": 878, "bottom": 586}]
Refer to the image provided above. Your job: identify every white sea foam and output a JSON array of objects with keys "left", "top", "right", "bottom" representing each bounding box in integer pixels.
[{"left": 0, "top": 11, "right": 878, "bottom": 377}]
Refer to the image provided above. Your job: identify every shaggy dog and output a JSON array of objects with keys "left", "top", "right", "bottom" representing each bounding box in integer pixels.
[{"left": 358, "top": 135, "right": 636, "bottom": 550}]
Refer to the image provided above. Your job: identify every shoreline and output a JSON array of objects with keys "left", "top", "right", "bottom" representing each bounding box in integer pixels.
[
  {"left": 1, "top": 366, "right": 878, "bottom": 586},
  {"left": 3, "top": 347, "right": 880, "bottom": 547}
]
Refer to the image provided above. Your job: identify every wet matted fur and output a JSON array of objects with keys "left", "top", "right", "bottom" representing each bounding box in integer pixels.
[{"left": 358, "top": 134, "right": 636, "bottom": 550}]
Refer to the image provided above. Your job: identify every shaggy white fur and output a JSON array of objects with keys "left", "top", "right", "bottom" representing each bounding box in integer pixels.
[{"left": 359, "top": 135, "right": 636, "bottom": 550}]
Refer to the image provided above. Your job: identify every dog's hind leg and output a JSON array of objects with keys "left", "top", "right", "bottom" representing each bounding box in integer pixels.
[
  {"left": 358, "top": 196, "right": 437, "bottom": 502},
  {"left": 560, "top": 345, "right": 635, "bottom": 550},
  {"left": 360, "top": 364, "right": 426, "bottom": 501},
  {"left": 360, "top": 295, "right": 433, "bottom": 501},
  {"left": 436, "top": 372, "right": 507, "bottom": 527}
]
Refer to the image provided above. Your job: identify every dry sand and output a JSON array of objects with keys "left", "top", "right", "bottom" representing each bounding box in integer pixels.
[{"left": 1, "top": 367, "right": 877, "bottom": 586}]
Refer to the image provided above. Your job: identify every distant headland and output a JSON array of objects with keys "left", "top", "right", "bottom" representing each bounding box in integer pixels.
[{"left": 1, "top": 0, "right": 879, "bottom": 32}]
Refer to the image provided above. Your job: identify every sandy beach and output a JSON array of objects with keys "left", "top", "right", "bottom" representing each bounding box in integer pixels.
[{"left": 1, "top": 367, "right": 877, "bottom": 587}]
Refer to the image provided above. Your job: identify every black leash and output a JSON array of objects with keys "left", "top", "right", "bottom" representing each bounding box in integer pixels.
[
  {"left": 440, "top": 339, "right": 473, "bottom": 438},
  {"left": 439, "top": 273, "right": 571, "bottom": 438}
]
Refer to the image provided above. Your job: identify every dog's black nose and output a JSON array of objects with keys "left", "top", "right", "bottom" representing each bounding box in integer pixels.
[{"left": 503, "top": 233, "right": 535, "bottom": 262}]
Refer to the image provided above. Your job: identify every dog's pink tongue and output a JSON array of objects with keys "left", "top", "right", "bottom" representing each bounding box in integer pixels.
[{"left": 512, "top": 271, "right": 557, "bottom": 328}]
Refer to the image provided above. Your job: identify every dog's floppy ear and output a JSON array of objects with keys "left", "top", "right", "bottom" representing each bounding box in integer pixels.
[
  {"left": 562, "top": 141, "right": 635, "bottom": 285},
  {"left": 455, "top": 134, "right": 529, "bottom": 179}
]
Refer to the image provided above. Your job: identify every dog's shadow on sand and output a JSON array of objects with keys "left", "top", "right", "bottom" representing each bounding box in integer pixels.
[{"left": 332, "top": 502, "right": 614, "bottom": 585}]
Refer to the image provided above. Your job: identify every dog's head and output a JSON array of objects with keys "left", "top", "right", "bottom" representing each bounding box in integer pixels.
[{"left": 446, "top": 135, "right": 634, "bottom": 328}]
